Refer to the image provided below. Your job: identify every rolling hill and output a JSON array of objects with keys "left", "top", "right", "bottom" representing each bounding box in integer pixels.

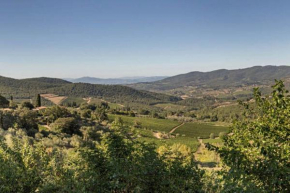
[
  {"left": 0, "top": 76, "right": 180, "bottom": 105},
  {"left": 130, "top": 66, "right": 290, "bottom": 91}
]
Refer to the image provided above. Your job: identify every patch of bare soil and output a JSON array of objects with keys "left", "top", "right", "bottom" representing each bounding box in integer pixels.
[
  {"left": 41, "top": 94, "right": 67, "bottom": 105},
  {"left": 83, "top": 97, "right": 92, "bottom": 104}
]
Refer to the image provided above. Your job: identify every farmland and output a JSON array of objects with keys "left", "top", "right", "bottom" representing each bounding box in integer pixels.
[
  {"left": 108, "top": 114, "right": 181, "bottom": 132},
  {"left": 172, "top": 122, "right": 228, "bottom": 138},
  {"left": 108, "top": 114, "right": 229, "bottom": 152},
  {"left": 41, "top": 94, "right": 67, "bottom": 105}
]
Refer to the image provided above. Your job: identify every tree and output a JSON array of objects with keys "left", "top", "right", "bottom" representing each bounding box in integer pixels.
[
  {"left": 0, "top": 95, "right": 9, "bottom": 108},
  {"left": 42, "top": 105, "right": 71, "bottom": 123},
  {"left": 207, "top": 80, "right": 290, "bottom": 192},
  {"left": 21, "top": 101, "right": 34, "bottom": 110},
  {"left": 35, "top": 94, "right": 41, "bottom": 107},
  {"left": 0, "top": 111, "right": 3, "bottom": 129},
  {"left": 51, "top": 117, "right": 80, "bottom": 135},
  {"left": 94, "top": 108, "right": 108, "bottom": 124},
  {"left": 16, "top": 109, "right": 39, "bottom": 136}
]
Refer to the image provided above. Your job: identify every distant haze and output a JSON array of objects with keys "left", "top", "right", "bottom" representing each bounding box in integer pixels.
[{"left": 65, "top": 76, "right": 168, "bottom": 85}]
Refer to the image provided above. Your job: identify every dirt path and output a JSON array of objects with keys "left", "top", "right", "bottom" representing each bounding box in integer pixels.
[
  {"left": 83, "top": 97, "right": 92, "bottom": 104},
  {"left": 153, "top": 132, "right": 162, "bottom": 139},
  {"left": 169, "top": 122, "right": 185, "bottom": 134}
]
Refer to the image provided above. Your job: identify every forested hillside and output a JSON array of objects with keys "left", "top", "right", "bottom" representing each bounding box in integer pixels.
[
  {"left": 131, "top": 66, "right": 290, "bottom": 91},
  {"left": 0, "top": 76, "right": 180, "bottom": 105}
]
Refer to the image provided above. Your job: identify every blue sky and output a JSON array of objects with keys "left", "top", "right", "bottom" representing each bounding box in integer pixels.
[{"left": 0, "top": 0, "right": 290, "bottom": 78}]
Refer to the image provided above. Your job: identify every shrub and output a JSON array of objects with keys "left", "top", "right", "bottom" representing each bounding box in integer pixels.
[
  {"left": 51, "top": 117, "right": 80, "bottom": 135},
  {"left": 0, "top": 95, "right": 9, "bottom": 108},
  {"left": 21, "top": 101, "right": 34, "bottom": 110},
  {"left": 218, "top": 132, "right": 226, "bottom": 139}
]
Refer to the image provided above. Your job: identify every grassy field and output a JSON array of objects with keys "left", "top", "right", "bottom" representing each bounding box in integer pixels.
[
  {"left": 108, "top": 114, "right": 181, "bottom": 132},
  {"left": 173, "top": 122, "right": 228, "bottom": 138},
  {"left": 108, "top": 114, "right": 229, "bottom": 152},
  {"left": 61, "top": 97, "right": 85, "bottom": 106},
  {"left": 89, "top": 98, "right": 124, "bottom": 109},
  {"left": 203, "top": 138, "right": 223, "bottom": 144},
  {"left": 108, "top": 114, "right": 199, "bottom": 151},
  {"left": 154, "top": 103, "right": 186, "bottom": 111}
]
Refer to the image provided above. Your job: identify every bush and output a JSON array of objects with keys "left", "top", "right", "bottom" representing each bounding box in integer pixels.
[
  {"left": 0, "top": 95, "right": 9, "bottom": 108},
  {"left": 51, "top": 117, "right": 80, "bottom": 135},
  {"left": 219, "top": 132, "right": 226, "bottom": 139},
  {"left": 209, "top": 133, "right": 215, "bottom": 139},
  {"left": 21, "top": 101, "right": 34, "bottom": 110},
  {"left": 42, "top": 106, "right": 71, "bottom": 123}
]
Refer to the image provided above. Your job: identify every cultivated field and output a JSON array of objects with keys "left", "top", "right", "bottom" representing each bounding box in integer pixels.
[
  {"left": 108, "top": 114, "right": 228, "bottom": 153},
  {"left": 41, "top": 94, "right": 67, "bottom": 105},
  {"left": 172, "top": 122, "right": 228, "bottom": 138},
  {"left": 108, "top": 114, "right": 181, "bottom": 132},
  {"left": 154, "top": 103, "right": 186, "bottom": 111}
]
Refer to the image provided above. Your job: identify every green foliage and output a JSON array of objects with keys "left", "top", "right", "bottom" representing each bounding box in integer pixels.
[
  {"left": 51, "top": 117, "right": 80, "bottom": 135},
  {"left": 198, "top": 104, "right": 245, "bottom": 122},
  {"left": 16, "top": 109, "right": 39, "bottom": 136},
  {"left": 93, "top": 108, "right": 108, "bottom": 123},
  {"left": 42, "top": 106, "right": 71, "bottom": 123},
  {"left": 0, "top": 130, "right": 48, "bottom": 193},
  {"left": 35, "top": 94, "right": 41, "bottom": 107},
  {"left": 109, "top": 114, "right": 181, "bottom": 132},
  {"left": 173, "top": 122, "right": 228, "bottom": 138},
  {"left": 0, "top": 76, "right": 180, "bottom": 106},
  {"left": 21, "top": 101, "right": 34, "bottom": 110},
  {"left": 0, "top": 123, "right": 204, "bottom": 192},
  {"left": 133, "top": 120, "right": 142, "bottom": 128},
  {"left": 219, "top": 132, "right": 226, "bottom": 139},
  {"left": 132, "top": 66, "right": 290, "bottom": 91},
  {"left": 0, "top": 95, "right": 9, "bottom": 108},
  {"left": 208, "top": 80, "right": 290, "bottom": 192},
  {"left": 176, "top": 97, "right": 216, "bottom": 110},
  {"left": 61, "top": 97, "right": 84, "bottom": 107},
  {"left": 139, "top": 136, "right": 200, "bottom": 152}
]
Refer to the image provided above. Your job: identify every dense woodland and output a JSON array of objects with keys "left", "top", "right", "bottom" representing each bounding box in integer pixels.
[{"left": 0, "top": 79, "right": 289, "bottom": 192}]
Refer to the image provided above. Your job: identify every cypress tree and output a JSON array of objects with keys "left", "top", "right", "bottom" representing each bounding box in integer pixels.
[
  {"left": 0, "top": 111, "right": 3, "bottom": 129},
  {"left": 36, "top": 94, "right": 41, "bottom": 107}
]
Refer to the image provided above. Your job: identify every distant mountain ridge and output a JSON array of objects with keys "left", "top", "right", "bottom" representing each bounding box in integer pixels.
[
  {"left": 65, "top": 76, "right": 168, "bottom": 85},
  {"left": 130, "top": 66, "right": 290, "bottom": 91}
]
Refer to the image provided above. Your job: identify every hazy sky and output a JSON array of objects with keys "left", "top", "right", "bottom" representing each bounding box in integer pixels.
[{"left": 1, "top": 0, "right": 290, "bottom": 78}]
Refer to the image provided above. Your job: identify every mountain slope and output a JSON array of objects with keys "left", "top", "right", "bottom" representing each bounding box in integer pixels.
[{"left": 130, "top": 66, "right": 290, "bottom": 91}]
